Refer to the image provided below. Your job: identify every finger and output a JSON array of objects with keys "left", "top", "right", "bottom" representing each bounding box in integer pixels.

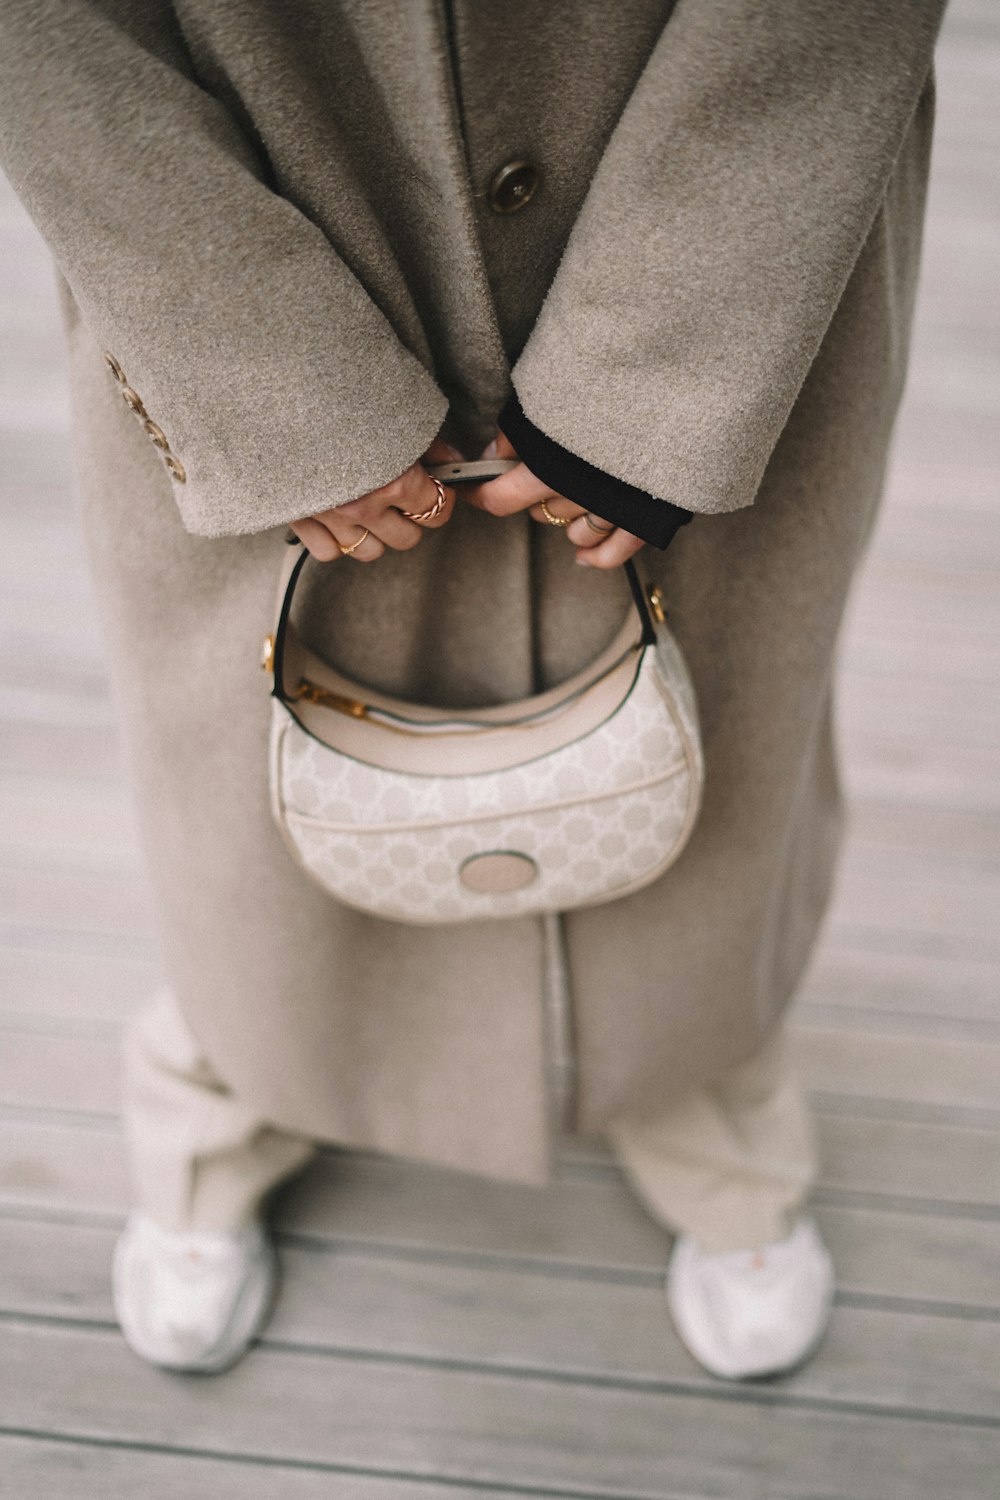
[
  {"left": 566, "top": 512, "right": 616, "bottom": 548},
  {"left": 289, "top": 516, "right": 342, "bottom": 562},
  {"left": 476, "top": 462, "right": 559, "bottom": 517},
  {"left": 422, "top": 434, "right": 464, "bottom": 466},
  {"left": 373, "top": 465, "right": 456, "bottom": 529},
  {"left": 325, "top": 523, "right": 385, "bottom": 563},
  {"left": 313, "top": 468, "right": 455, "bottom": 540},
  {"left": 478, "top": 429, "right": 519, "bottom": 462},
  {"left": 369, "top": 507, "right": 425, "bottom": 551},
  {"left": 574, "top": 529, "right": 646, "bottom": 570},
  {"left": 528, "top": 498, "right": 587, "bottom": 527},
  {"left": 398, "top": 471, "right": 456, "bottom": 530}
]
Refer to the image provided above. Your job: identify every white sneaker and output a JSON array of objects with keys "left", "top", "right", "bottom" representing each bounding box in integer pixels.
[
  {"left": 666, "top": 1215, "right": 834, "bottom": 1380},
  {"left": 112, "top": 1212, "right": 277, "bottom": 1373}
]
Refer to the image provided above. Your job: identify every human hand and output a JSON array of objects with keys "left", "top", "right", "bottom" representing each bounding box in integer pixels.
[
  {"left": 463, "top": 430, "right": 646, "bottom": 569},
  {"left": 288, "top": 436, "right": 461, "bottom": 561}
]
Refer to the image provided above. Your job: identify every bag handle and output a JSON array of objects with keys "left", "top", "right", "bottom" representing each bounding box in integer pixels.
[{"left": 270, "top": 540, "right": 657, "bottom": 706}]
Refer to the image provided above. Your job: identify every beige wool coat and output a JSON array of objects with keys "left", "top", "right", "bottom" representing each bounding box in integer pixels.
[{"left": 1, "top": 1, "right": 944, "bottom": 1184}]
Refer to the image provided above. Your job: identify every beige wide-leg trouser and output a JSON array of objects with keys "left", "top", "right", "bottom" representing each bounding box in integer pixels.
[{"left": 121, "top": 990, "right": 818, "bottom": 1254}]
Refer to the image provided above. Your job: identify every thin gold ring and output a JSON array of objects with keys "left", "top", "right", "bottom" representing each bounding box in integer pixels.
[
  {"left": 539, "top": 499, "right": 571, "bottom": 527},
  {"left": 583, "top": 512, "right": 615, "bottom": 535},
  {"left": 401, "top": 475, "right": 447, "bottom": 523},
  {"left": 337, "top": 526, "right": 371, "bottom": 557}
]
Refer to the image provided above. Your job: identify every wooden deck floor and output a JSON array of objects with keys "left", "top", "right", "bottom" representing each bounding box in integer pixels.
[{"left": 2, "top": 4, "right": 998, "bottom": 1496}]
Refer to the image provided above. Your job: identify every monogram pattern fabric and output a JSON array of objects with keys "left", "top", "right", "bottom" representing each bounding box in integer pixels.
[{"left": 270, "top": 632, "right": 703, "bottom": 925}]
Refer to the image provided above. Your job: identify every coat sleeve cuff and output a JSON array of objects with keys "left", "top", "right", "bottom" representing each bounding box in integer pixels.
[{"left": 497, "top": 389, "right": 693, "bottom": 550}]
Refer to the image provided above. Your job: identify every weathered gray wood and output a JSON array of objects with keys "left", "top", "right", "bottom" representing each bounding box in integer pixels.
[
  {"left": 0, "top": 1030, "right": 124, "bottom": 1116},
  {"left": 0, "top": 867, "right": 154, "bottom": 943},
  {"left": 3, "top": 1121, "right": 1000, "bottom": 1311},
  {"left": 4, "top": 1102, "right": 1000, "bottom": 1230},
  {"left": 798, "top": 942, "right": 1000, "bottom": 1035},
  {"left": 0, "top": 1435, "right": 542, "bottom": 1500},
  {"left": 788, "top": 1027, "right": 1000, "bottom": 1115},
  {"left": 559, "top": 1116, "right": 1000, "bottom": 1209},
  {"left": 0, "top": 781, "right": 140, "bottom": 869},
  {"left": 0, "top": 947, "right": 158, "bottom": 1028},
  {"left": 0, "top": 1119, "right": 129, "bottom": 1215},
  {"left": 2, "top": 1217, "right": 998, "bottom": 1422},
  {"left": 2, "top": 1321, "right": 996, "bottom": 1500},
  {"left": 4, "top": 929, "right": 997, "bottom": 1044},
  {"left": 815, "top": 1113, "right": 1000, "bottom": 1206},
  {"left": 5, "top": 1021, "right": 1000, "bottom": 1123},
  {"left": 0, "top": 720, "right": 125, "bottom": 783}
]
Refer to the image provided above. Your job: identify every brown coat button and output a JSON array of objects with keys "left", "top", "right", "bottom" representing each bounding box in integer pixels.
[
  {"left": 488, "top": 159, "right": 539, "bottom": 214},
  {"left": 163, "top": 453, "right": 186, "bottom": 483},
  {"left": 120, "top": 386, "right": 148, "bottom": 418},
  {"left": 103, "top": 352, "right": 126, "bottom": 383},
  {"left": 142, "top": 419, "right": 170, "bottom": 451}
]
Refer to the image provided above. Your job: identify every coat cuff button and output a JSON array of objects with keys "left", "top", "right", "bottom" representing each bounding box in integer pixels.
[
  {"left": 163, "top": 453, "right": 187, "bottom": 483},
  {"left": 103, "top": 353, "right": 126, "bottom": 383},
  {"left": 120, "top": 386, "right": 148, "bottom": 418},
  {"left": 142, "top": 418, "right": 170, "bottom": 451}
]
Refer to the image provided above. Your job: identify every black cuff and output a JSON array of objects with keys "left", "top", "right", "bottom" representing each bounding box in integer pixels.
[{"left": 497, "top": 389, "right": 694, "bottom": 550}]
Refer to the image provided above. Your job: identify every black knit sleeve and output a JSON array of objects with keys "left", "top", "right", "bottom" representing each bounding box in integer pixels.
[{"left": 497, "top": 389, "right": 694, "bottom": 550}]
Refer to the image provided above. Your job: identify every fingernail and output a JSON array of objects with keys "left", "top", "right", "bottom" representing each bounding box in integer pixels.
[
  {"left": 481, "top": 438, "right": 498, "bottom": 459},
  {"left": 575, "top": 554, "right": 591, "bottom": 566}
]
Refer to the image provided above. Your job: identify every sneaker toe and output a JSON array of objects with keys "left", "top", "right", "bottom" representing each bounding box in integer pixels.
[
  {"left": 667, "top": 1219, "right": 834, "bottom": 1380},
  {"left": 113, "top": 1215, "right": 275, "bottom": 1373}
]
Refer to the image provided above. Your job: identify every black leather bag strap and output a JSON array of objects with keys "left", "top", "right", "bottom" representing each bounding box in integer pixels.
[{"left": 271, "top": 544, "right": 656, "bottom": 705}]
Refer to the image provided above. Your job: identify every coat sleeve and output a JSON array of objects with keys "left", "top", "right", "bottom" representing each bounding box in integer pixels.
[
  {"left": 508, "top": 0, "right": 946, "bottom": 519},
  {"left": 0, "top": 0, "right": 449, "bottom": 538}
]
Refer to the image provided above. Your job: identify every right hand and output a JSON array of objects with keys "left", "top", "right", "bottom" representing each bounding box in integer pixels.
[{"left": 289, "top": 437, "right": 460, "bottom": 561}]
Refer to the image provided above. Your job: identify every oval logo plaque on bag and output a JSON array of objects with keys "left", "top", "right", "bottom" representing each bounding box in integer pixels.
[{"left": 459, "top": 851, "right": 539, "bottom": 895}]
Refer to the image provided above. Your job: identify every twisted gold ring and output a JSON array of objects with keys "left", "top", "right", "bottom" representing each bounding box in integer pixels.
[
  {"left": 539, "top": 499, "right": 571, "bottom": 527},
  {"left": 337, "top": 527, "right": 371, "bottom": 557},
  {"left": 402, "top": 475, "right": 447, "bottom": 523},
  {"left": 584, "top": 512, "right": 615, "bottom": 535}
]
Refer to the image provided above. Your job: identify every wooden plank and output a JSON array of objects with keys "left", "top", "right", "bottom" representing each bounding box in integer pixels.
[
  {"left": 0, "top": 1119, "right": 128, "bottom": 1216},
  {"left": 816, "top": 1111, "right": 1000, "bottom": 1206},
  {"left": 0, "top": 1030, "right": 122, "bottom": 1116},
  {"left": 560, "top": 1116, "right": 1000, "bottom": 1211},
  {"left": 789, "top": 1026, "right": 1000, "bottom": 1115},
  {"left": 2, "top": 1321, "right": 996, "bottom": 1500},
  {"left": 3, "top": 1101, "right": 1000, "bottom": 1240},
  {"left": 2, "top": 1217, "right": 998, "bottom": 1423},
  {"left": 0, "top": 1434, "right": 535, "bottom": 1500},
  {"left": 3, "top": 836, "right": 997, "bottom": 1019},
  {"left": 0, "top": 781, "right": 140, "bottom": 870},
  {"left": 5, "top": 1019, "right": 999, "bottom": 1124},
  {"left": 0, "top": 866, "right": 155, "bottom": 943},
  {"left": 3, "top": 1119, "right": 1000, "bottom": 1311},
  {"left": 0, "top": 947, "right": 160, "bottom": 1028},
  {"left": 825, "top": 845, "right": 1000, "bottom": 958},
  {"left": 846, "top": 797, "right": 1000, "bottom": 865},
  {"left": 3, "top": 930, "right": 994, "bottom": 1044},
  {"left": 798, "top": 942, "right": 1000, "bottom": 1036},
  {"left": 0, "top": 721, "right": 123, "bottom": 784}
]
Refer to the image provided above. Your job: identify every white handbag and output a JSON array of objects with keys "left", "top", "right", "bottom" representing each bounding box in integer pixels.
[{"left": 263, "top": 543, "right": 703, "bottom": 925}]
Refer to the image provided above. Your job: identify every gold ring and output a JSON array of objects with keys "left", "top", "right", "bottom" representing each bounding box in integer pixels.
[
  {"left": 539, "top": 499, "right": 570, "bottom": 527},
  {"left": 401, "top": 475, "right": 447, "bottom": 523},
  {"left": 337, "top": 526, "right": 371, "bottom": 557},
  {"left": 583, "top": 512, "right": 615, "bottom": 535}
]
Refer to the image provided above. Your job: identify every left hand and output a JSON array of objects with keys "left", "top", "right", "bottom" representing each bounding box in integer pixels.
[{"left": 462, "top": 430, "right": 646, "bottom": 569}]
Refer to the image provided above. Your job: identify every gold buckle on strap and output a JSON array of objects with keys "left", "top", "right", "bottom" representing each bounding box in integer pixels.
[{"left": 294, "top": 680, "right": 369, "bottom": 719}]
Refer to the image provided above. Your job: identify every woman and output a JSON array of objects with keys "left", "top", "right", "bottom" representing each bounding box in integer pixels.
[{"left": 0, "top": 0, "right": 944, "bottom": 1379}]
